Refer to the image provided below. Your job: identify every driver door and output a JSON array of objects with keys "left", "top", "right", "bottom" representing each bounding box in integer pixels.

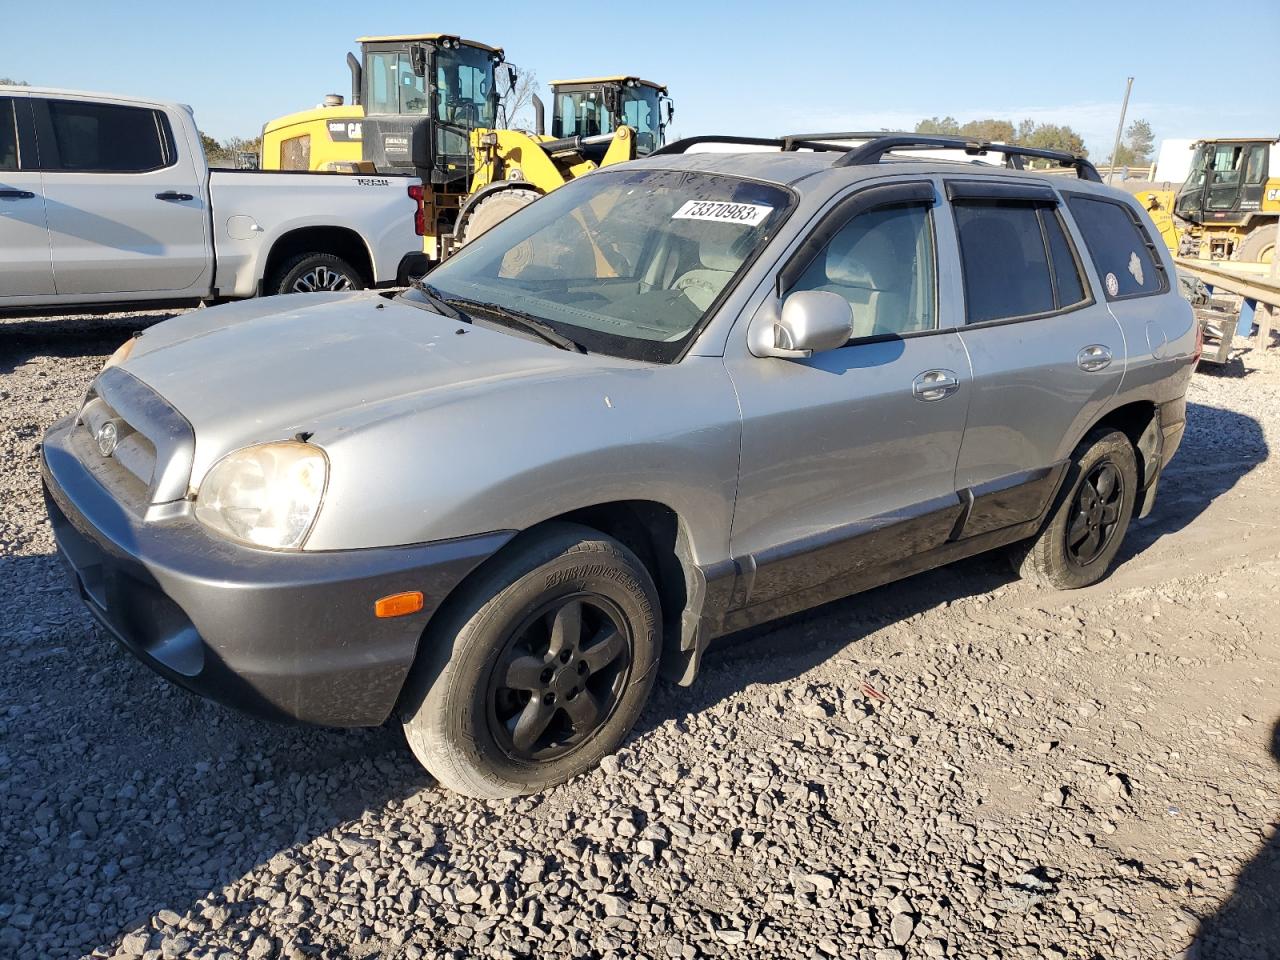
[{"left": 723, "top": 180, "right": 972, "bottom": 619}]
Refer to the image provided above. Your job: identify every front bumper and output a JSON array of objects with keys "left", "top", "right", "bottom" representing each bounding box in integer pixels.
[{"left": 41, "top": 415, "right": 511, "bottom": 727}]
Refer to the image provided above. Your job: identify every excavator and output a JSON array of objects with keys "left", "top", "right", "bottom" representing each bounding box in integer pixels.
[
  {"left": 261, "top": 34, "right": 673, "bottom": 261},
  {"left": 1140, "top": 137, "right": 1279, "bottom": 264}
]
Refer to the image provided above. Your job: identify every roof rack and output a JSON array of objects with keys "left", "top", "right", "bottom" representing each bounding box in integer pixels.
[
  {"left": 651, "top": 131, "right": 1102, "bottom": 183},
  {"left": 830, "top": 133, "right": 1102, "bottom": 182}
]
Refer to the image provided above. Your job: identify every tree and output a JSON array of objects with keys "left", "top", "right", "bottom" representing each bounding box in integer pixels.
[
  {"left": 1112, "top": 118, "right": 1154, "bottom": 167},
  {"left": 199, "top": 131, "right": 262, "bottom": 168},
  {"left": 198, "top": 131, "right": 222, "bottom": 158},
  {"left": 502, "top": 67, "right": 539, "bottom": 132},
  {"left": 0, "top": 77, "right": 29, "bottom": 86},
  {"left": 958, "top": 118, "right": 1016, "bottom": 143},
  {"left": 915, "top": 116, "right": 960, "bottom": 135}
]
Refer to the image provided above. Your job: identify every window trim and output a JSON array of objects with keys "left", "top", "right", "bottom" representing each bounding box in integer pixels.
[
  {"left": 30, "top": 97, "right": 179, "bottom": 174},
  {"left": 1061, "top": 190, "right": 1171, "bottom": 302},
  {"left": 949, "top": 192, "right": 1097, "bottom": 326}
]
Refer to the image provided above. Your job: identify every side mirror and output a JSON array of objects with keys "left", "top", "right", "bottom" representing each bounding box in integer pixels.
[
  {"left": 764, "top": 291, "right": 852, "bottom": 358},
  {"left": 664, "top": 98, "right": 675, "bottom": 124},
  {"left": 501, "top": 64, "right": 518, "bottom": 97},
  {"left": 410, "top": 44, "right": 428, "bottom": 78}
]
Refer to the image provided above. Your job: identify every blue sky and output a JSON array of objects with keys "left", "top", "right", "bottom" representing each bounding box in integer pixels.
[{"left": 4, "top": 0, "right": 1276, "bottom": 156}]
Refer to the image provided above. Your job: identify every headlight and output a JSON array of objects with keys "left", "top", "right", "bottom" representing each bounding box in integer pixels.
[
  {"left": 194, "top": 441, "right": 328, "bottom": 550},
  {"left": 102, "top": 335, "right": 139, "bottom": 371}
]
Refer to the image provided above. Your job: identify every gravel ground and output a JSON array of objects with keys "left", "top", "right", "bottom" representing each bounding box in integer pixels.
[{"left": 2, "top": 309, "right": 1279, "bottom": 960}]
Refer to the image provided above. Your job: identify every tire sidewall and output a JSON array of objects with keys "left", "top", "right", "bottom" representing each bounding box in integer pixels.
[
  {"left": 418, "top": 531, "right": 659, "bottom": 794},
  {"left": 1041, "top": 432, "right": 1138, "bottom": 589}
]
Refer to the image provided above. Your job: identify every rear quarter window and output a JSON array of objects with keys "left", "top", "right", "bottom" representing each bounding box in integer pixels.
[{"left": 1065, "top": 194, "right": 1167, "bottom": 300}]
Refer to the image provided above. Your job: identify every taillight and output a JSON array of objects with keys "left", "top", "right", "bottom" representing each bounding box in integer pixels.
[{"left": 408, "top": 184, "right": 425, "bottom": 237}]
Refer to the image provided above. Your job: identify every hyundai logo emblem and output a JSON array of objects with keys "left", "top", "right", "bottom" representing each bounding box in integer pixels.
[{"left": 96, "top": 421, "right": 120, "bottom": 458}]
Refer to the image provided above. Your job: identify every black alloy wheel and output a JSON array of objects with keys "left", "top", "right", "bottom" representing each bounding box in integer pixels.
[
  {"left": 1065, "top": 460, "right": 1125, "bottom": 566},
  {"left": 488, "top": 595, "right": 631, "bottom": 762}
]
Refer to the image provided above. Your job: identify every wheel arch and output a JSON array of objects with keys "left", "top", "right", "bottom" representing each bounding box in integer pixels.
[
  {"left": 1089, "top": 399, "right": 1162, "bottom": 515},
  {"left": 260, "top": 225, "right": 375, "bottom": 291}
]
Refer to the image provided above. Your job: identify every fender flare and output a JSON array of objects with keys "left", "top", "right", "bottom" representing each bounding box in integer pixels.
[{"left": 452, "top": 182, "right": 544, "bottom": 240}]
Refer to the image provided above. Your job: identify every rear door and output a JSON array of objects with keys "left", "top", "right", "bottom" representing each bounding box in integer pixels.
[
  {"left": 32, "top": 96, "right": 211, "bottom": 296},
  {"left": 943, "top": 178, "right": 1125, "bottom": 539},
  {"left": 0, "top": 92, "right": 56, "bottom": 300},
  {"left": 725, "top": 180, "right": 972, "bottom": 615}
]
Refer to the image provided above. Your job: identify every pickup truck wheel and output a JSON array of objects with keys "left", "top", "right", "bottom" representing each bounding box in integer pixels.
[
  {"left": 1014, "top": 428, "right": 1138, "bottom": 590},
  {"left": 270, "top": 253, "right": 365, "bottom": 296},
  {"left": 402, "top": 523, "right": 660, "bottom": 798}
]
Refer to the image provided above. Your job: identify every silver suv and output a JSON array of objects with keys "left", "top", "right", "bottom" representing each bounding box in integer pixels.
[{"left": 42, "top": 133, "right": 1196, "bottom": 798}]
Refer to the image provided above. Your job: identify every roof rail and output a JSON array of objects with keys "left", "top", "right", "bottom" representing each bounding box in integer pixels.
[
  {"left": 650, "top": 134, "right": 852, "bottom": 156},
  {"left": 833, "top": 134, "right": 1102, "bottom": 182}
]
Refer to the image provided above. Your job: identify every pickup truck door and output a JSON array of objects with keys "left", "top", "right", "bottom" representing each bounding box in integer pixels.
[
  {"left": 723, "top": 181, "right": 972, "bottom": 622},
  {"left": 31, "top": 96, "right": 211, "bottom": 297},
  {"left": 0, "top": 93, "right": 56, "bottom": 299}
]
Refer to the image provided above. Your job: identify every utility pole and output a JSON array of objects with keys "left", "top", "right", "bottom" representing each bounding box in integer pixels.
[{"left": 1107, "top": 76, "right": 1134, "bottom": 184}]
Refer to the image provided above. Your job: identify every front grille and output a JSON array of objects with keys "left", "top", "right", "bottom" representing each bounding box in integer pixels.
[{"left": 73, "top": 367, "right": 195, "bottom": 510}]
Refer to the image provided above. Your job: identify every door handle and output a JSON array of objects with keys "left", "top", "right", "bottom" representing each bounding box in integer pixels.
[
  {"left": 1077, "top": 344, "right": 1113, "bottom": 372},
  {"left": 913, "top": 369, "right": 960, "bottom": 401},
  {"left": 0, "top": 189, "right": 36, "bottom": 200},
  {"left": 155, "top": 191, "right": 194, "bottom": 202}
]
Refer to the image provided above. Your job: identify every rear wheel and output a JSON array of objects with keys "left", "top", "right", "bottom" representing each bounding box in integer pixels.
[
  {"left": 268, "top": 252, "right": 364, "bottom": 296},
  {"left": 401, "top": 523, "right": 660, "bottom": 798},
  {"left": 1237, "top": 224, "right": 1275, "bottom": 264},
  {"left": 460, "top": 188, "right": 540, "bottom": 245},
  {"left": 1014, "top": 428, "right": 1138, "bottom": 590}
]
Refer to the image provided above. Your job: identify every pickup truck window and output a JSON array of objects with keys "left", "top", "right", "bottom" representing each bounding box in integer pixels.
[
  {"left": 45, "top": 100, "right": 172, "bottom": 173},
  {"left": 0, "top": 99, "right": 16, "bottom": 171},
  {"left": 414, "top": 168, "right": 793, "bottom": 363}
]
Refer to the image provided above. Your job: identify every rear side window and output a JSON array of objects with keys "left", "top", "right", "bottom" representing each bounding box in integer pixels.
[
  {"left": 1065, "top": 195, "right": 1167, "bottom": 300},
  {"left": 44, "top": 99, "right": 173, "bottom": 173},
  {"left": 954, "top": 201, "right": 1087, "bottom": 323},
  {"left": 0, "top": 99, "right": 17, "bottom": 171}
]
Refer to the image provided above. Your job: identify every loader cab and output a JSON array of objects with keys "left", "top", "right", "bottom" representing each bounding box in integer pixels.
[
  {"left": 1174, "top": 138, "right": 1277, "bottom": 227},
  {"left": 355, "top": 34, "right": 505, "bottom": 185},
  {"left": 550, "top": 77, "right": 673, "bottom": 156}
]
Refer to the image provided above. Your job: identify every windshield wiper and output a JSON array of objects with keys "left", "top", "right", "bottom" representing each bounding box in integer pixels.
[
  {"left": 407, "top": 279, "right": 467, "bottom": 322},
  {"left": 448, "top": 297, "right": 586, "bottom": 353}
]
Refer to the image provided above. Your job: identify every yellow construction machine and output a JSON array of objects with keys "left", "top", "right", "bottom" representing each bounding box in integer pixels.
[
  {"left": 262, "top": 35, "right": 671, "bottom": 261},
  {"left": 1140, "top": 137, "right": 1279, "bottom": 264}
]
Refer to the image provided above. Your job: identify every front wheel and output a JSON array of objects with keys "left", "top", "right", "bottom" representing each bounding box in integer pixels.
[
  {"left": 401, "top": 523, "right": 661, "bottom": 798},
  {"left": 268, "top": 252, "right": 365, "bottom": 296},
  {"left": 1014, "top": 428, "right": 1138, "bottom": 589}
]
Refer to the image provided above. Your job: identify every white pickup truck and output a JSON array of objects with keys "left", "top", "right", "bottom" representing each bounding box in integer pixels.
[{"left": 0, "top": 86, "right": 426, "bottom": 310}]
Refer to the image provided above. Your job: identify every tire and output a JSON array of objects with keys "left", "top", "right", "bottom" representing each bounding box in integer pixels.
[
  {"left": 1014, "top": 428, "right": 1138, "bottom": 590},
  {"left": 1237, "top": 224, "right": 1275, "bottom": 265},
  {"left": 401, "top": 523, "right": 661, "bottom": 799},
  {"left": 460, "top": 189, "right": 540, "bottom": 245},
  {"left": 268, "top": 252, "right": 365, "bottom": 297}
]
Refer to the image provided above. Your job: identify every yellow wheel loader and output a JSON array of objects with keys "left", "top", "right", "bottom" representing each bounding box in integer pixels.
[
  {"left": 261, "top": 35, "right": 667, "bottom": 262},
  {"left": 1140, "top": 137, "right": 1279, "bottom": 263}
]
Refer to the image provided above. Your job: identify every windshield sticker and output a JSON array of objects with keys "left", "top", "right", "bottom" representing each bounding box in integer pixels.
[
  {"left": 1105, "top": 272, "right": 1120, "bottom": 297},
  {"left": 1127, "top": 251, "right": 1145, "bottom": 287},
  {"left": 672, "top": 200, "right": 773, "bottom": 227}
]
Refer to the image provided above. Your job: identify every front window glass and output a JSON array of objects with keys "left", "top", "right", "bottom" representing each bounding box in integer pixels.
[
  {"left": 46, "top": 100, "right": 169, "bottom": 172},
  {"left": 413, "top": 169, "right": 793, "bottom": 362},
  {"left": 788, "top": 203, "right": 936, "bottom": 339},
  {"left": 436, "top": 46, "right": 496, "bottom": 128},
  {"left": 554, "top": 91, "right": 609, "bottom": 138},
  {"left": 620, "top": 86, "right": 661, "bottom": 155}
]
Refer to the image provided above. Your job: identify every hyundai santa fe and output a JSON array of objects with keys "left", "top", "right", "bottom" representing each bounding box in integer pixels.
[{"left": 42, "top": 133, "right": 1196, "bottom": 797}]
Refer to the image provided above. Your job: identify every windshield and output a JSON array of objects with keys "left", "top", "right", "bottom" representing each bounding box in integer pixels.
[
  {"left": 436, "top": 45, "right": 497, "bottom": 158},
  {"left": 410, "top": 168, "right": 794, "bottom": 362},
  {"left": 554, "top": 90, "right": 609, "bottom": 139}
]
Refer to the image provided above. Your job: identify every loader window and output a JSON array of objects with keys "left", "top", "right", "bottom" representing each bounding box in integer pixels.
[
  {"left": 415, "top": 168, "right": 794, "bottom": 362},
  {"left": 555, "top": 92, "right": 609, "bottom": 139},
  {"left": 620, "top": 86, "right": 661, "bottom": 154},
  {"left": 435, "top": 46, "right": 496, "bottom": 128},
  {"left": 366, "top": 53, "right": 428, "bottom": 115}
]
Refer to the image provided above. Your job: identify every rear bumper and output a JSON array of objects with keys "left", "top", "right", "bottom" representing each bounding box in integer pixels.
[{"left": 41, "top": 416, "right": 511, "bottom": 727}]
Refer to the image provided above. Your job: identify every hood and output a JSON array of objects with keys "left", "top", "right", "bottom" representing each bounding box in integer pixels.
[{"left": 120, "top": 292, "right": 603, "bottom": 472}]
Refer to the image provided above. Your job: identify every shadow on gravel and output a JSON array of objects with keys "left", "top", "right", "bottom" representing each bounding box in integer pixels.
[
  {"left": 0, "top": 311, "right": 176, "bottom": 376},
  {"left": 0, "top": 554, "right": 430, "bottom": 959},
  {"left": 1119, "top": 400, "right": 1267, "bottom": 563},
  {"left": 1191, "top": 718, "right": 1280, "bottom": 958}
]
